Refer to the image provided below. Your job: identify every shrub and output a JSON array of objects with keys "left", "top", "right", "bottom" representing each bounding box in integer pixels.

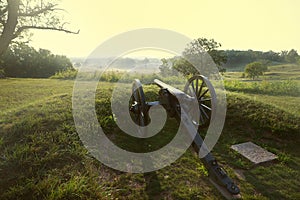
[
  {"left": 245, "top": 62, "right": 268, "bottom": 80},
  {"left": 50, "top": 69, "right": 78, "bottom": 80}
]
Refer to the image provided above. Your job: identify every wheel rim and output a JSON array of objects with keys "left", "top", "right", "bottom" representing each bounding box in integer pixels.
[
  {"left": 184, "top": 75, "right": 217, "bottom": 128},
  {"left": 129, "top": 79, "right": 148, "bottom": 126}
]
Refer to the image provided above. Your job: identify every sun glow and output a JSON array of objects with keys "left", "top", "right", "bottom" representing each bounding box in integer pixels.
[{"left": 30, "top": 0, "right": 300, "bottom": 58}]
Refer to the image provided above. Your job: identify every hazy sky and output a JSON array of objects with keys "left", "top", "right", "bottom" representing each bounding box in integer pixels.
[{"left": 30, "top": 0, "right": 300, "bottom": 58}]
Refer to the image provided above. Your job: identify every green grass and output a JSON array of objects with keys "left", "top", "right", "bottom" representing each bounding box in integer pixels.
[
  {"left": 0, "top": 79, "right": 218, "bottom": 199},
  {"left": 0, "top": 78, "right": 300, "bottom": 199},
  {"left": 0, "top": 78, "right": 74, "bottom": 114},
  {"left": 224, "top": 79, "right": 300, "bottom": 97},
  {"left": 215, "top": 93, "right": 300, "bottom": 199},
  {"left": 265, "top": 64, "right": 300, "bottom": 80},
  {"left": 219, "top": 63, "right": 300, "bottom": 199},
  {"left": 224, "top": 63, "right": 300, "bottom": 81},
  {"left": 231, "top": 92, "right": 300, "bottom": 117},
  {"left": 223, "top": 63, "right": 300, "bottom": 117},
  {"left": 50, "top": 70, "right": 186, "bottom": 85}
]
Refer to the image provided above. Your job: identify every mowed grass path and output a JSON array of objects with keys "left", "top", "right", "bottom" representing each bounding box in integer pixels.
[{"left": 0, "top": 78, "right": 299, "bottom": 199}]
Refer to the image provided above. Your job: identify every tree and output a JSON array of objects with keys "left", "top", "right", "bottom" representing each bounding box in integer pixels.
[
  {"left": 1, "top": 43, "right": 73, "bottom": 78},
  {"left": 0, "top": 68, "right": 5, "bottom": 78},
  {"left": 285, "top": 49, "right": 299, "bottom": 63},
  {"left": 183, "top": 38, "right": 227, "bottom": 67},
  {"left": 0, "top": 0, "right": 78, "bottom": 56},
  {"left": 244, "top": 62, "right": 268, "bottom": 80},
  {"left": 262, "top": 50, "right": 281, "bottom": 62},
  {"left": 159, "top": 38, "right": 227, "bottom": 77},
  {"left": 172, "top": 57, "right": 194, "bottom": 76},
  {"left": 159, "top": 58, "right": 179, "bottom": 76},
  {"left": 143, "top": 57, "right": 149, "bottom": 68}
]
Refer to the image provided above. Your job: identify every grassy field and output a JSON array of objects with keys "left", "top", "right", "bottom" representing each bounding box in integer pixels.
[
  {"left": 0, "top": 76, "right": 299, "bottom": 199},
  {"left": 223, "top": 63, "right": 300, "bottom": 117},
  {"left": 223, "top": 63, "right": 300, "bottom": 81}
]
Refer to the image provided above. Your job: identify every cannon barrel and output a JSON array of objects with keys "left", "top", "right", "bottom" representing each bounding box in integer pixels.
[{"left": 154, "top": 79, "right": 187, "bottom": 97}]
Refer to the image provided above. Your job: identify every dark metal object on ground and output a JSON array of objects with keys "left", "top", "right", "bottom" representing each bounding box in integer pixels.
[{"left": 129, "top": 75, "right": 240, "bottom": 198}]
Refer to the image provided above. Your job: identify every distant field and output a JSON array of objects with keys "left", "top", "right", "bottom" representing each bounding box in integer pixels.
[
  {"left": 0, "top": 78, "right": 299, "bottom": 199},
  {"left": 224, "top": 63, "right": 300, "bottom": 81},
  {"left": 223, "top": 63, "right": 300, "bottom": 117}
]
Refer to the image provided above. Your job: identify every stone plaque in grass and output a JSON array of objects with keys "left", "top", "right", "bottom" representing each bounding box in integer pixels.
[{"left": 231, "top": 142, "right": 277, "bottom": 164}]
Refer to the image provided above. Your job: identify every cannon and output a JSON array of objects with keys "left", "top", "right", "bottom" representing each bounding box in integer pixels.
[{"left": 129, "top": 75, "right": 240, "bottom": 198}]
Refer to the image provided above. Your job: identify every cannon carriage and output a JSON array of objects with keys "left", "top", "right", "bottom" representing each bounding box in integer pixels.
[{"left": 129, "top": 75, "right": 240, "bottom": 198}]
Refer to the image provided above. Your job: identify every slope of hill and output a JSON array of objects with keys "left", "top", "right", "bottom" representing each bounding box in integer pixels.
[{"left": 0, "top": 78, "right": 299, "bottom": 199}]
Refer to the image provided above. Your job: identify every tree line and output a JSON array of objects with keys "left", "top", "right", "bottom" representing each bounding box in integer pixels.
[
  {"left": 223, "top": 49, "right": 299, "bottom": 68},
  {"left": 1, "top": 1, "right": 299, "bottom": 80},
  {"left": 159, "top": 38, "right": 300, "bottom": 79},
  {"left": 0, "top": 43, "right": 74, "bottom": 78}
]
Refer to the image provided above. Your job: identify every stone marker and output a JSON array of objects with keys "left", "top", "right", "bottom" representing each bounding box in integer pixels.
[{"left": 231, "top": 142, "right": 277, "bottom": 164}]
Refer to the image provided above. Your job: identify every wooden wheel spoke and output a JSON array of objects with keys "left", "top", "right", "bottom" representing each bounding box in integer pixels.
[
  {"left": 200, "top": 105, "right": 209, "bottom": 120},
  {"left": 184, "top": 75, "right": 216, "bottom": 128},
  {"left": 201, "top": 103, "right": 211, "bottom": 111},
  {"left": 199, "top": 111, "right": 205, "bottom": 124},
  {"left": 197, "top": 81, "right": 204, "bottom": 98},
  {"left": 191, "top": 81, "right": 196, "bottom": 95},
  {"left": 200, "top": 98, "right": 212, "bottom": 102},
  {"left": 200, "top": 89, "right": 209, "bottom": 98},
  {"left": 195, "top": 79, "right": 199, "bottom": 96}
]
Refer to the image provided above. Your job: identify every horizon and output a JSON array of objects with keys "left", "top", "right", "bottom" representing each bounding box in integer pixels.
[{"left": 68, "top": 48, "right": 298, "bottom": 60}]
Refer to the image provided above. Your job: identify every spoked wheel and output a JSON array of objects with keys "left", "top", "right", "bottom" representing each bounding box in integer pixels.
[
  {"left": 184, "top": 75, "right": 217, "bottom": 128},
  {"left": 129, "top": 79, "right": 149, "bottom": 126}
]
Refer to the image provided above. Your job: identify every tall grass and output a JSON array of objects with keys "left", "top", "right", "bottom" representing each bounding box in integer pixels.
[
  {"left": 50, "top": 69, "right": 186, "bottom": 84},
  {"left": 49, "top": 69, "right": 78, "bottom": 80},
  {"left": 224, "top": 80, "right": 300, "bottom": 96}
]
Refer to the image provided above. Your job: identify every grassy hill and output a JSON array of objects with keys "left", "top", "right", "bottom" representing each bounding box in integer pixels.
[
  {"left": 0, "top": 78, "right": 299, "bottom": 199},
  {"left": 224, "top": 63, "right": 300, "bottom": 81},
  {"left": 223, "top": 63, "right": 300, "bottom": 117}
]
